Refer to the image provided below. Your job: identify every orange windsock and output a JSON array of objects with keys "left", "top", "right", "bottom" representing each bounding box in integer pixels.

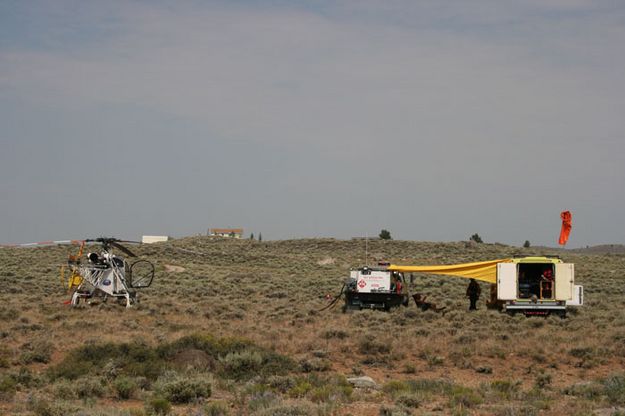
[{"left": 559, "top": 211, "right": 572, "bottom": 245}]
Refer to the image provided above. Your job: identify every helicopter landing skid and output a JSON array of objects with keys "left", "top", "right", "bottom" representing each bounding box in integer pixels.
[{"left": 71, "top": 290, "right": 134, "bottom": 308}]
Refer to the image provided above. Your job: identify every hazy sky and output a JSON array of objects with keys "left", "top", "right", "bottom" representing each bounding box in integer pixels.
[{"left": 1, "top": 0, "right": 624, "bottom": 247}]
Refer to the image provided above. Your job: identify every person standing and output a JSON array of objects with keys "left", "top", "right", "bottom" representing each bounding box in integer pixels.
[
  {"left": 540, "top": 268, "right": 554, "bottom": 299},
  {"left": 390, "top": 272, "right": 403, "bottom": 294},
  {"left": 466, "top": 278, "right": 481, "bottom": 310}
]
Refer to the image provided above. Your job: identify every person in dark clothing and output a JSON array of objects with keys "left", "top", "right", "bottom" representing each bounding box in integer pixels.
[
  {"left": 466, "top": 278, "right": 481, "bottom": 310},
  {"left": 540, "top": 268, "right": 554, "bottom": 299},
  {"left": 413, "top": 293, "right": 446, "bottom": 314}
]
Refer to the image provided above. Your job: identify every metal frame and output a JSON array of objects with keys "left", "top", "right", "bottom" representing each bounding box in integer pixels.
[{"left": 69, "top": 243, "right": 153, "bottom": 308}]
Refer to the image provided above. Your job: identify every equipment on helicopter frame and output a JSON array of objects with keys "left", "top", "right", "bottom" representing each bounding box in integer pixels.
[{"left": 60, "top": 237, "right": 155, "bottom": 308}]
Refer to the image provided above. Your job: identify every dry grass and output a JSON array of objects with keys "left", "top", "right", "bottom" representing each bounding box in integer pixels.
[{"left": 1, "top": 237, "right": 624, "bottom": 415}]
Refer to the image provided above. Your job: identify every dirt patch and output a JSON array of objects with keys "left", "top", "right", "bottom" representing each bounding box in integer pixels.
[
  {"left": 164, "top": 264, "right": 186, "bottom": 272},
  {"left": 317, "top": 257, "right": 335, "bottom": 266}
]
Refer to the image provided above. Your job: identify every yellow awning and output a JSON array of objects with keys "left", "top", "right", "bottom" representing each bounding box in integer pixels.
[{"left": 388, "top": 259, "right": 512, "bottom": 284}]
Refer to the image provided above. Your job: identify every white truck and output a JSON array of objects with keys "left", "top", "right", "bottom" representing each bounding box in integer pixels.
[{"left": 344, "top": 266, "right": 409, "bottom": 311}]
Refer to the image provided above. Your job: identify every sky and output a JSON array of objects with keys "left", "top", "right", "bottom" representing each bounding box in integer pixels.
[{"left": 1, "top": 0, "right": 624, "bottom": 247}]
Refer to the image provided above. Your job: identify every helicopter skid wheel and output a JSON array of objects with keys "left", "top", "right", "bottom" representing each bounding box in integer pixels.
[
  {"left": 124, "top": 293, "right": 133, "bottom": 308},
  {"left": 70, "top": 292, "right": 80, "bottom": 307}
]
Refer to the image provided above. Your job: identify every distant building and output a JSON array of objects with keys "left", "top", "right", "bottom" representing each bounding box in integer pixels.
[
  {"left": 142, "top": 235, "right": 170, "bottom": 244},
  {"left": 209, "top": 228, "right": 244, "bottom": 239}
]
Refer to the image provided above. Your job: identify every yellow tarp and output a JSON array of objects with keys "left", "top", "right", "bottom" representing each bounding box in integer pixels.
[{"left": 388, "top": 259, "right": 512, "bottom": 284}]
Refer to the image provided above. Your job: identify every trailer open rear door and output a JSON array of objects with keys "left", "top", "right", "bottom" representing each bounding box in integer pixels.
[
  {"left": 497, "top": 263, "right": 517, "bottom": 300},
  {"left": 555, "top": 263, "right": 574, "bottom": 301}
]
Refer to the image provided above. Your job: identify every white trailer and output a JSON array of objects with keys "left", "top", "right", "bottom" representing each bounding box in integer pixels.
[
  {"left": 497, "top": 257, "right": 583, "bottom": 317},
  {"left": 388, "top": 256, "right": 583, "bottom": 317}
]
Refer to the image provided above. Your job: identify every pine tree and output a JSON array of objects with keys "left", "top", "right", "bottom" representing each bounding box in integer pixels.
[
  {"left": 379, "top": 229, "right": 392, "bottom": 240},
  {"left": 523, "top": 240, "right": 531, "bottom": 248},
  {"left": 258, "top": 233, "right": 262, "bottom": 242},
  {"left": 470, "top": 233, "right": 483, "bottom": 243},
  {"left": 250, "top": 233, "right": 254, "bottom": 240}
]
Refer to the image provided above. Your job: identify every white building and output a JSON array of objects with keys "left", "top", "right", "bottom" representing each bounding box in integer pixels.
[
  {"left": 209, "top": 228, "right": 244, "bottom": 239},
  {"left": 141, "top": 235, "right": 170, "bottom": 244}
]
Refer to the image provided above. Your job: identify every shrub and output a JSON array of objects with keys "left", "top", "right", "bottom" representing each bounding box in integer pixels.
[
  {"left": 14, "top": 367, "right": 41, "bottom": 388},
  {"left": 534, "top": 372, "right": 552, "bottom": 389},
  {"left": 288, "top": 380, "right": 313, "bottom": 398},
  {"left": 267, "top": 375, "right": 297, "bottom": 393},
  {"left": 568, "top": 347, "right": 595, "bottom": 359},
  {"left": 158, "top": 334, "right": 251, "bottom": 359},
  {"left": 299, "top": 358, "right": 331, "bottom": 373},
  {"left": 383, "top": 378, "right": 453, "bottom": 401},
  {"left": 253, "top": 403, "right": 315, "bottom": 416},
  {"left": 75, "top": 376, "right": 107, "bottom": 398},
  {"left": 218, "top": 350, "right": 263, "bottom": 380},
  {"left": 145, "top": 396, "right": 172, "bottom": 415},
  {"left": 0, "top": 374, "right": 17, "bottom": 401},
  {"left": 493, "top": 405, "right": 538, "bottom": 416},
  {"left": 483, "top": 380, "right": 522, "bottom": 401},
  {"left": 162, "top": 334, "right": 294, "bottom": 380},
  {"left": 156, "top": 374, "right": 211, "bottom": 403},
  {"left": 379, "top": 406, "right": 411, "bottom": 416},
  {"left": 29, "top": 397, "right": 78, "bottom": 416},
  {"left": 52, "top": 379, "right": 77, "bottom": 400},
  {"left": 48, "top": 341, "right": 163, "bottom": 381},
  {"left": 114, "top": 376, "right": 138, "bottom": 400},
  {"left": 407, "top": 379, "right": 453, "bottom": 395},
  {"left": 403, "top": 363, "right": 416, "bottom": 374},
  {"left": 0, "top": 345, "right": 12, "bottom": 368},
  {"left": 48, "top": 334, "right": 294, "bottom": 386},
  {"left": 285, "top": 374, "right": 351, "bottom": 403},
  {"left": 359, "top": 338, "right": 391, "bottom": 355},
  {"left": 603, "top": 374, "right": 625, "bottom": 405},
  {"left": 562, "top": 381, "right": 603, "bottom": 400},
  {"left": 20, "top": 340, "right": 54, "bottom": 364},
  {"left": 448, "top": 385, "right": 483, "bottom": 408},
  {"left": 204, "top": 400, "right": 230, "bottom": 416},
  {"left": 395, "top": 393, "right": 422, "bottom": 408},
  {"left": 248, "top": 390, "right": 279, "bottom": 412},
  {"left": 322, "top": 329, "right": 348, "bottom": 339},
  {"left": 309, "top": 384, "right": 334, "bottom": 404},
  {"left": 383, "top": 380, "right": 410, "bottom": 398}
]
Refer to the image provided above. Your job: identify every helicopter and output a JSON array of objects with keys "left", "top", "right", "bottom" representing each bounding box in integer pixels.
[{"left": 60, "top": 237, "right": 155, "bottom": 307}]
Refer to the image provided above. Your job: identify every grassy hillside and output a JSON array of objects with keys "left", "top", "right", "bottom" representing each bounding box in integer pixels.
[{"left": 1, "top": 237, "right": 624, "bottom": 415}]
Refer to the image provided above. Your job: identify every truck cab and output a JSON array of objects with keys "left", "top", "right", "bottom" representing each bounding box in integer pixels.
[
  {"left": 497, "top": 256, "right": 583, "bottom": 317},
  {"left": 344, "top": 266, "right": 409, "bottom": 311}
]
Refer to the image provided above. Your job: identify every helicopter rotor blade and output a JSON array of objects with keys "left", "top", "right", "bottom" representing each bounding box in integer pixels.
[
  {"left": 109, "top": 241, "right": 137, "bottom": 257},
  {"left": 115, "top": 240, "right": 141, "bottom": 245},
  {"left": 0, "top": 239, "right": 85, "bottom": 248}
]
